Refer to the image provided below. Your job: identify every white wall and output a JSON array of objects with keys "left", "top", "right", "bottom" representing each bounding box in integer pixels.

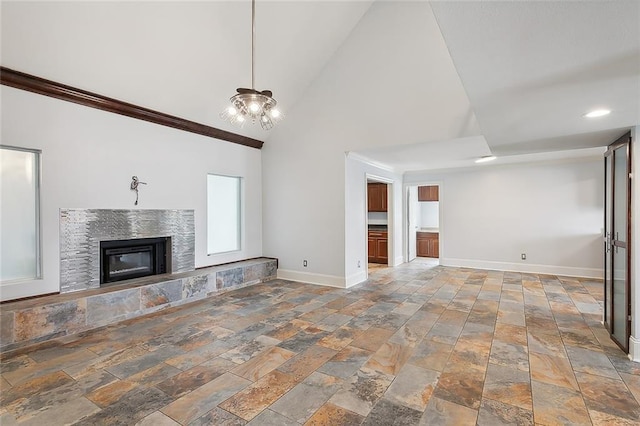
[
  {"left": 405, "top": 158, "right": 604, "bottom": 278},
  {"left": 1, "top": 87, "right": 263, "bottom": 301},
  {"left": 262, "top": 1, "right": 476, "bottom": 287},
  {"left": 630, "top": 125, "right": 640, "bottom": 361},
  {"left": 419, "top": 202, "right": 439, "bottom": 228},
  {"left": 367, "top": 212, "right": 388, "bottom": 225},
  {"left": 261, "top": 132, "right": 346, "bottom": 286}
]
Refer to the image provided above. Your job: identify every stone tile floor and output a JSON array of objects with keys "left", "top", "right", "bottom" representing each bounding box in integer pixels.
[{"left": 1, "top": 262, "right": 639, "bottom": 425}]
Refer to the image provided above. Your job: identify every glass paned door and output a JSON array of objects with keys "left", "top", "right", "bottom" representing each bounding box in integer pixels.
[
  {"left": 604, "top": 154, "right": 613, "bottom": 330},
  {"left": 612, "top": 143, "right": 630, "bottom": 350},
  {"left": 604, "top": 134, "right": 631, "bottom": 352}
]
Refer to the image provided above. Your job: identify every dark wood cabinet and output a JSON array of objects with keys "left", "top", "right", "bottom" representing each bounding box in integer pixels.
[
  {"left": 418, "top": 185, "right": 439, "bottom": 202},
  {"left": 368, "top": 238, "right": 377, "bottom": 260},
  {"left": 417, "top": 239, "right": 430, "bottom": 257},
  {"left": 417, "top": 232, "right": 439, "bottom": 258},
  {"left": 376, "top": 238, "right": 388, "bottom": 262},
  {"left": 368, "top": 183, "right": 387, "bottom": 212},
  {"left": 430, "top": 238, "right": 439, "bottom": 258},
  {"left": 368, "top": 230, "right": 388, "bottom": 263}
]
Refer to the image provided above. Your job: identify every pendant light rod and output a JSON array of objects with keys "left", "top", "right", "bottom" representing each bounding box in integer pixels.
[
  {"left": 251, "top": 0, "right": 256, "bottom": 90},
  {"left": 221, "top": 0, "right": 283, "bottom": 130}
]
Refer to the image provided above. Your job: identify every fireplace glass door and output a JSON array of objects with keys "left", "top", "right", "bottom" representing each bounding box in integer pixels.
[
  {"left": 100, "top": 237, "right": 168, "bottom": 284},
  {"left": 106, "top": 246, "right": 154, "bottom": 281}
]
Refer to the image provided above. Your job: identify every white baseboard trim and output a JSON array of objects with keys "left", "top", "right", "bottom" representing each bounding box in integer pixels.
[
  {"left": 346, "top": 270, "right": 367, "bottom": 288},
  {"left": 629, "top": 336, "right": 640, "bottom": 362},
  {"left": 439, "top": 258, "right": 603, "bottom": 279},
  {"left": 277, "top": 269, "right": 347, "bottom": 288},
  {"left": 393, "top": 256, "right": 404, "bottom": 267}
]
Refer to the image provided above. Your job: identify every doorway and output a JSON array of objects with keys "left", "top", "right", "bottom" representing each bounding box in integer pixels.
[
  {"left": 407, "top": 184, "right": 440, "bottom": 265},
  {"left": 366, "top": 178, "right": 391, "bottom": 271},
  {"left": 604, "top": 132, "right": 632, "bottom": 352}
]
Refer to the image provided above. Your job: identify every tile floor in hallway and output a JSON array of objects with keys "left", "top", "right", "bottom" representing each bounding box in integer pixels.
[{"left": 1, "top": 263, "right": 639, "bottom": 425}]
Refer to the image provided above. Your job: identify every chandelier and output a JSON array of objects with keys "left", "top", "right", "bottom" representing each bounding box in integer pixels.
[{"left": 221, "top": 0, "right": 282, "bottom": 130}]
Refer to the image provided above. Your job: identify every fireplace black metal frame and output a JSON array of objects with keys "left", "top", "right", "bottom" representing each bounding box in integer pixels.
[{"left": 100, "top": 237, "right": 170, "bottom": 285}]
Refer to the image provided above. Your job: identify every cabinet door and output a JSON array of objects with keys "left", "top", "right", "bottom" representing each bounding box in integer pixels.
[
  {"left": 377, "top": 238, "right": 388, "bottom": 261},
  {"left": 417, "top": 239, "right": 429, "bottom": 257},
  {"left": 429, "top": 237, "right": 439, "bottom": 258},
  {"left": 368, "top": 237, "right": 377, "bottom": 262},
  {"left": 429, "top": 186, "right": 439, "bottom": 201},
  {"left": 367, "top": 185, "right": 378, "bottom": 211},
  {"left": 418, "top": 186, "right": 430, "bottom": 201},
  {"left": 368, "top": 184, "right": 380, "bottom": 211},
  {"left": 368, "top": 183, "right": 388, "bottom": 212},
  {"left": 418, "top": 185, "right": 439, "bottom": 202},
  {"left": 381, "top": 186, "right": 388, "bottom": 211}
]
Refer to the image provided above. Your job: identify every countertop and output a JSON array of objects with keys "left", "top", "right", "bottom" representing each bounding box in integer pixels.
[
  {"left": 368, "top": 225, "right": 388, "bottom": 231},
  {"left": 418, "top": 227, "right": 439, "bottom": 233}
]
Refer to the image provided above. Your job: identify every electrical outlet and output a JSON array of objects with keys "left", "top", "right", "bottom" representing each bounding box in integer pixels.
[
  {"left": 303, "top": 260, "right": 308, "bottom": 267},
  {"left": 357, "top": 260, "right": 361, "bottom": 268},
  {"left": 521, "top": 253, "right": 526, "bottom": 260}
]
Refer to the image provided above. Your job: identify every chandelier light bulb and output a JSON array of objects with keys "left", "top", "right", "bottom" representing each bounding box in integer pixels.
[{"left": 219, "top": 0, "right": 282, "bottom": 130}]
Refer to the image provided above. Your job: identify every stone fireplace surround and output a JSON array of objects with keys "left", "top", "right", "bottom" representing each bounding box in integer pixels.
[{"left": 60, "top": 209, "right": 196, "bottom": 293}]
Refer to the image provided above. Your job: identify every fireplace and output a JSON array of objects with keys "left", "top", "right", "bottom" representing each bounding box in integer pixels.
[
  {"left": 100, "top": 237, "right": 170, "bottom": 285},
  {"left": 60, "top": 209, "right": 194, "bottom": 293}
]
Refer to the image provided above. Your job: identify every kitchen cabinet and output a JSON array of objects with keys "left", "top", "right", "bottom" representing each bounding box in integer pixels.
[
  {"left": 417, "top": 232, "right": 439, "bottom": 258},
  {"left": 368, "top": 230, "right": 388, "bottom": 263},
  {"left": 418, "top": 185, "right": 439, "bottom": 202},
  {"left": 368, "top": 183, "right": 387, "bottom": 212},
  {"left": 376, "top": 238, "right": 388, "bottom": 262}
]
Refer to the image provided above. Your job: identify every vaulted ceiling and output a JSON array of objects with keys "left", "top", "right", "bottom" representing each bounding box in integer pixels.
[{"left": 2, "top": 1, "right": 638, "bottom": 172}]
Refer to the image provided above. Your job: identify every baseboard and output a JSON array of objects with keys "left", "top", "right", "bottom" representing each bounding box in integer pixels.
[
  {"left": 629, "top": 336, "right": 640, "bottom": 362},
  {"left": 393, "top": 256, "right": 404, "bottom": 267},
  {"left": 346, "top": 270, "right": 367, "bottom": 288},
  {"left": 277, "top": 269, "right": 347, "bottom": 288},
  {"left": 439, "top": 258, "right": 603, "bottom": 279}
]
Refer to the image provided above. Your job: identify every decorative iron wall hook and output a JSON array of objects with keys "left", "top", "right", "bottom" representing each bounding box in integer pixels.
[{"left": 130, "top": 176, "right": 147, "bottom": 205}]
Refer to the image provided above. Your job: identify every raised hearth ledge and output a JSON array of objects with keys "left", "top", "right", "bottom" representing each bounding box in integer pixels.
[{"left": 0, "top": 257, "right": 277, "bottom": 354}]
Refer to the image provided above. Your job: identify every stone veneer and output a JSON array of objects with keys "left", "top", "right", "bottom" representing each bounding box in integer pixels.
[
  {"left": 0, "top": 258, "right": 277, "bottom": 353},
  {"left": 60, "top": 209, "right": 196, "bottom": 293}
]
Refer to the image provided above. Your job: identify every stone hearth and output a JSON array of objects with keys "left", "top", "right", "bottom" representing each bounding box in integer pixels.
[{"left": 0, "top": 258, "right": 277, "bottom": 353}]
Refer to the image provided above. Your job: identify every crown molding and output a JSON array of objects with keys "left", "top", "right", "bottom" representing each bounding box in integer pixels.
[
  {"left": 346, "top": 151, "right": 398, "bottom": 173},
  {"left": 0, "top": 66, "right": 264, "bottom": 149}
]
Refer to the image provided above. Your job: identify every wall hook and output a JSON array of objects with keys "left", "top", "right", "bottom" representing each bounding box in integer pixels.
[{"left": 130, "top": 176, "right": 147, "bottom": 205}]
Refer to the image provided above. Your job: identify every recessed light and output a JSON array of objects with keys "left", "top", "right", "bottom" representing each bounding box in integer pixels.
[
  {"left": 475, "top": 155, "right": 497, "bottom": 164},
  {"left": 584, "top": 109, "right": 611, "bottom": 118}
]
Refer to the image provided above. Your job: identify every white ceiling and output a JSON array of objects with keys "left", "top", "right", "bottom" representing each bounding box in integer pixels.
[
  {"left": 1, "top": 1, "right": 373, "bottom": 142},
  {"left": 351, "top": 0, "right": 640, "bottom": 172},
  {"left": 430, "top": 0, "right": 640, "bottom": 154},
  {"left": 352, "top": 136, "right": 491, "bottom": 172},
  {"left": 2, "top": 1, "right": 638, "bottom": 172}
]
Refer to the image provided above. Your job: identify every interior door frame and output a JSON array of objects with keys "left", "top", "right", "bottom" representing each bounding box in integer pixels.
[
  {"left": 604, "top": 131, "right": 632, "bottom": 352},
  {"left": 365, "top": 174, "right": 394, "bottom": 273},
  {"left": 404, "top": 182, "right": 442, "bottom": 263},
  {"left": 407, "top": 186, "right": 418, "bottom": 262}
]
